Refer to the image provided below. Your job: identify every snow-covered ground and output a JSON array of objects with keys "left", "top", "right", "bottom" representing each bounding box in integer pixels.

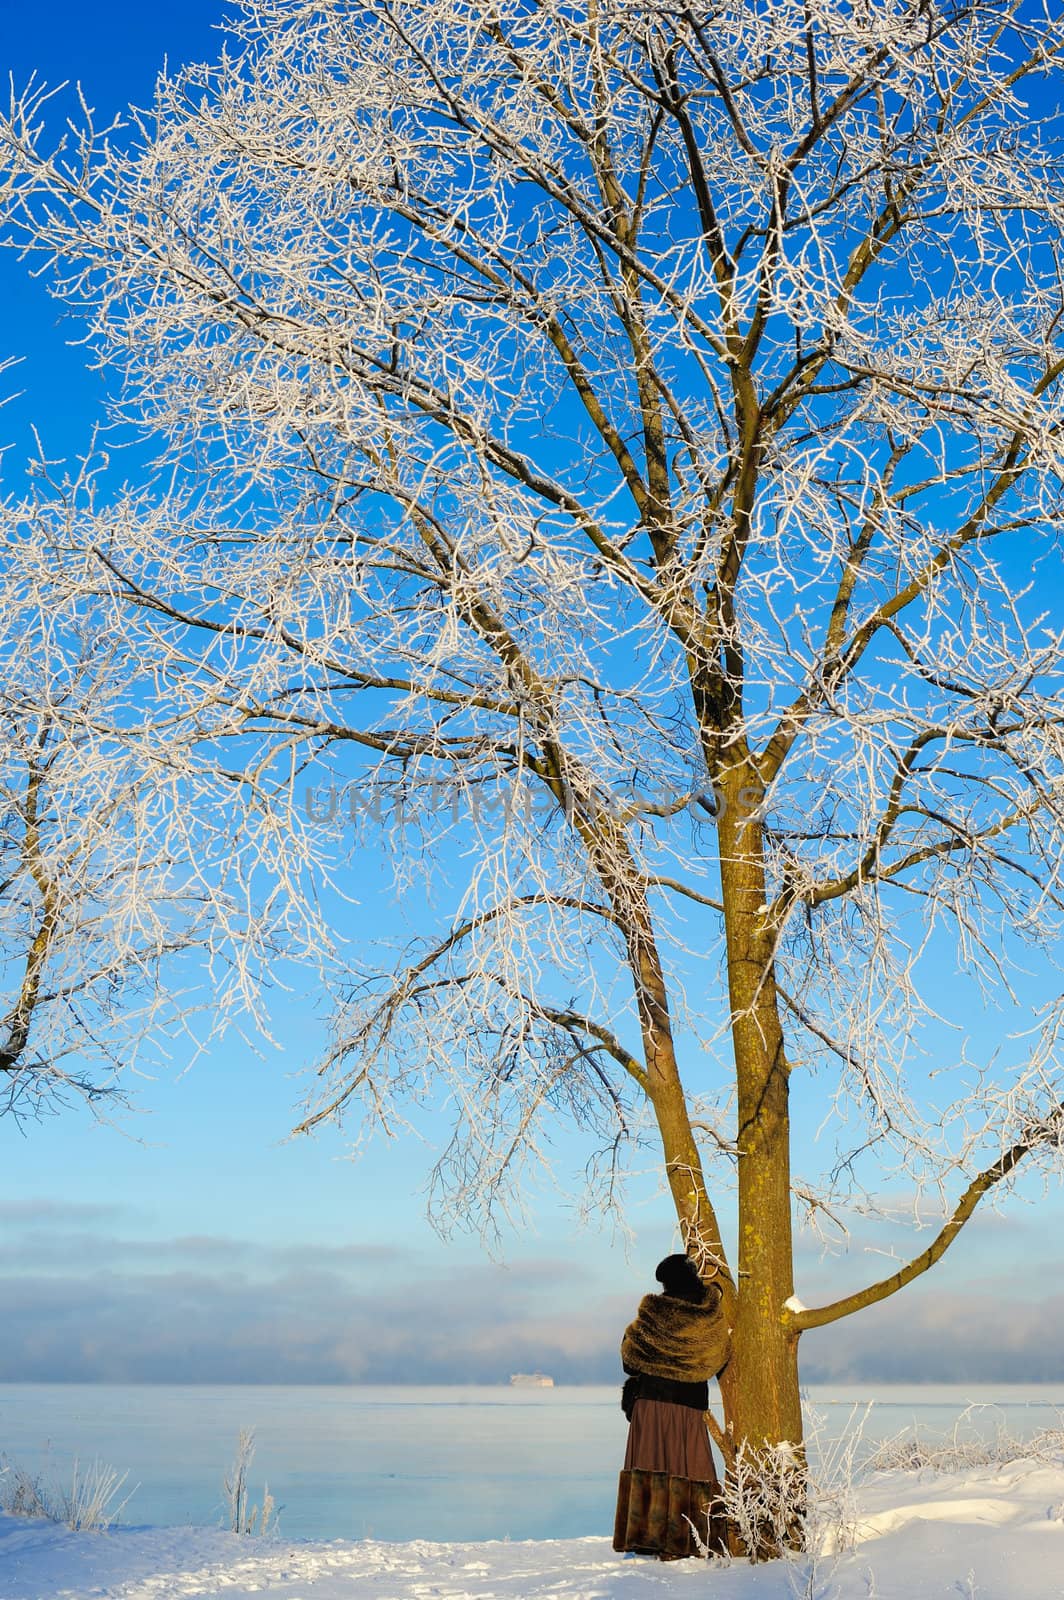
[{"left": 3, "top": 1460, "right": 1064, "bottom": 1600}]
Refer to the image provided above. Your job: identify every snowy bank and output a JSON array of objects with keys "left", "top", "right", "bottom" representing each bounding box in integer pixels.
[{"left": 3, "top": 1460, "right": 1064, "bottom": 1600}]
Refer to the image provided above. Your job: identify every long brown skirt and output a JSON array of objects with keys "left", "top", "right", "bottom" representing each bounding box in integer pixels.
[{"left": 613, "top": 1399, "right": 728, "bottom": 1561}]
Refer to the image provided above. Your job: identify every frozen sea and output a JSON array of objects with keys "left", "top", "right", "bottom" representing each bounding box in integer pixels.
[{"left": 1, "top": 1383, "right": 1062, "bottom": 1543}]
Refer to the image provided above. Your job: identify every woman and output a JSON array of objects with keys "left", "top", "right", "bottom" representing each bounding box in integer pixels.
[{"left": 613, "top": 1253, "right": 730, "bottom": 1561}]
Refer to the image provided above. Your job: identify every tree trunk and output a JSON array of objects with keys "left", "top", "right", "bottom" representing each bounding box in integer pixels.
[
  {"left": 606, "top": 760, "right": 805, "bottom": 1556},
  {"left": 717, "top": 763, "right": 805, "bottom": 1553}
]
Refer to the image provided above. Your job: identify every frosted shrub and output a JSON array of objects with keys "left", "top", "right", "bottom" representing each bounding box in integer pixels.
[
  {"left": 868, "top": 1408, "right": 1064, "bottom": 1474},
  {"left": 690, "top": 1404, "right": 870, "bottom": 1595},
  {"left": 0, "top": 1458, "right": 48, "bottom": 1520},
  {"left": 224, "top": 1429, "right": 279, "bottom": 1536},
  {"left": 55, "top": 1458, "right": 134, "bottom": 1532},
  {"left": 723, "top": 1439, "right": 811, "bottom": 1561},
  {"left": 0, "top": 1452, "right": 133, "bottom": 1531},
  {"left": 706, "top": 1408, "right": 868, "bottom": 1563}
]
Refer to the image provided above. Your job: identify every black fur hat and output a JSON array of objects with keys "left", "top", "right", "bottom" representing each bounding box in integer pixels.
[{"left": 654, "top": 1253, "right": 706, "bottom": 1303}]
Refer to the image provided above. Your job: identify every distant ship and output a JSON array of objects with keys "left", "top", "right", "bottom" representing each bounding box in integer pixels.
[{"left": 509, "top": 1372, "right": 554, "bottom": 1388}]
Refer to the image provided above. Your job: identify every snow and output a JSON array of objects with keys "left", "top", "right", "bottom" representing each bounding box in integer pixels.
[
  {"left": 3, "top": 1461, "right": 1064, "bottom": 1600},
  {"left": 782, "top": 1295, "right": 807, "bottom": 1314}
]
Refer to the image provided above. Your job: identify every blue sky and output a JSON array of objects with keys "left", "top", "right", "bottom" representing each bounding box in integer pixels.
[{"left": 1, "top": 0, "right": 1063, "bottom": 1388}]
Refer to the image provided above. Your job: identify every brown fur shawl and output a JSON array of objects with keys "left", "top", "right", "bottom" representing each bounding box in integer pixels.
[{"left": 620, "top": 1288, "right": 730, "bottom": 1382}]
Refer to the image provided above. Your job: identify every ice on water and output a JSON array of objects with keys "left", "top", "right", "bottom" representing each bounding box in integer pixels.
[{"left": 2, "top": 1382, "right": 1063, "bottom": 1543}]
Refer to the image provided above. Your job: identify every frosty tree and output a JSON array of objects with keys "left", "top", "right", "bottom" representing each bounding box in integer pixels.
[
  {"left": 0, "top": 482, "right": 320, "bottom": 1125},
  {"left": 0, "top": 511, "right": 205, "bottom": 1121},
  {"left": 4, "top": 0, "right": 1064, "bottom": 1540}
]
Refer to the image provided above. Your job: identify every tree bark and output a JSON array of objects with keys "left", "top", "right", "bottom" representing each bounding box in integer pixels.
[
  {"left": 628, "top": 902, "right": 731, "bottom": 1276},
  {"left": 716, "top": 760, "right": 804, "bottom": 1547}
]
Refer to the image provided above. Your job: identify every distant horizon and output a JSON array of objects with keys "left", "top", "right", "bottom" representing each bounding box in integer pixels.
[{"left": 2, "top": 1377, "right": 1064, "bottom": 1389}]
